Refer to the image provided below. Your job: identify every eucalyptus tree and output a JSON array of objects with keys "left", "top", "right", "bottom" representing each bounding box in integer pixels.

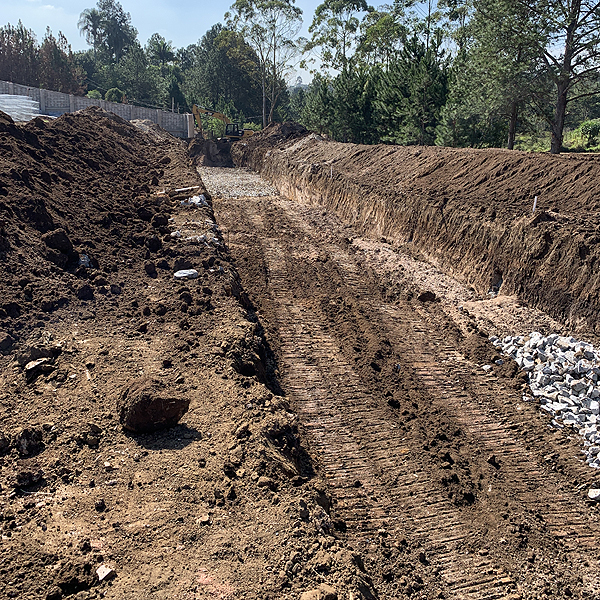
[
  {"left": 303, "top": 0, "right": 373, "bottom": 72},
  {"left": 227, "top": 0, "right": 303, "bottom": 126}
]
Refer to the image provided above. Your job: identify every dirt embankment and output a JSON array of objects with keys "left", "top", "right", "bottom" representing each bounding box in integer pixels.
[
  {"left": 233, "top": 125, "right": 600, "bottom": 336},
  {"left": 0, "top": 109, "right": 342, "bottom": 600}
]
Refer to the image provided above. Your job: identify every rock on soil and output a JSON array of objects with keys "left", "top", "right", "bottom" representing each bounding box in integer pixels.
[
  {"left": 0, "top": 108, "right": 351, "bottom": 600},
  {"left": 118, "top": 376, "right": 190, "bottom": 433},
  {"left": 300, "top": 583, "right": 338, "bottom": 600}
]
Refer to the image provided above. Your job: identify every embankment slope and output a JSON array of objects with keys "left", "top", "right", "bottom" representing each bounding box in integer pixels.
[{"left": 234, "top": 126, "right": 600, "bottom": 335}]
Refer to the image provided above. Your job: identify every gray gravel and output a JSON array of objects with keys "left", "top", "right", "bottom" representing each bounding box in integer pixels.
[
  {"left": 493, "top": 332, "right": 600, "bottom": 470},
  {"left": 198, "top": 166, "right": 278, "bottom": 199}
]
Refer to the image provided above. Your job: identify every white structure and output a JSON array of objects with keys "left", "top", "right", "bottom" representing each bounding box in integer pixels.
[{"left": 0, "top": 80, "right": 194, "bottom": 139}]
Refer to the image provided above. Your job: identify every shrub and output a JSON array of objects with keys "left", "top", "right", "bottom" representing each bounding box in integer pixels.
[
  {"left": 576, "top": 119, "right": 600, "bottom": 147},
  {"left": 105, "top": 88, "right": 125, "bottom": 103}
]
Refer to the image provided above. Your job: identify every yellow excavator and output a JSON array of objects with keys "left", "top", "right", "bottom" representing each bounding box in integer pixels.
[{"left": 191, "top": 105, "right": 255, "bottom": 142}]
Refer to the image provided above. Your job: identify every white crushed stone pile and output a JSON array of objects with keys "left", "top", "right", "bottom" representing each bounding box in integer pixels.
[
  {"left": 492, "top": 332, "right": 600, "bottom": 469},
  {"left": 198, "top": 166, "right": 278, "bottom": 199}
]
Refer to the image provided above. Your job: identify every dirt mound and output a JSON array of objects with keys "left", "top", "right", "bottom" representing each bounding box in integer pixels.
[
  {"left": 234, "top": 134, "right": 600, "bottom": 337},
  {"left": 188, "top": 136, "right": 234, "bottom": 167},
  {"left": 0, "top": 108, "right": 347, "bottom": 600},
  {"left": 232, "top": 121, "right": 309, "bottom": 171}
]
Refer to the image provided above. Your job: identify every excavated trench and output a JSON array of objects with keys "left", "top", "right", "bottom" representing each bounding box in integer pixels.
[
  {"left": 204, "top": 163, "right": 600, "bottom": 600},
  {"left": 233, "top": 129, "right": 600, "bottom": 338}
]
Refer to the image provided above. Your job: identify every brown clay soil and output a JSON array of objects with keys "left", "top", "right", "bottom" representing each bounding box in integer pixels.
[
  {"left": 2, "top": 110, "right": 600, "bottom": 600},
  {"left": 233, "top": 124, "right": 600, "bottom": 338},
  {"left": 0, "top": 109, "right": 339, "bottom": 600}
]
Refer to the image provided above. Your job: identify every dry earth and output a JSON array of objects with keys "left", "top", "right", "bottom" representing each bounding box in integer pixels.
[{"left": 1, "top": 110, "right": 600, "bottom": 600}]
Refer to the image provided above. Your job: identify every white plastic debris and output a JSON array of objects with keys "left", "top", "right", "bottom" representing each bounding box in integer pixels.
[
  {"left": 174, "top": 269, "right": 198, "bottom": 280},
  {"left": 180, "top": 194, "right": 208, "bottom": 208}
]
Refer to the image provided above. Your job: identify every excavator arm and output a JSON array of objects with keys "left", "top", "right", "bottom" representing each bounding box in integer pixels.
[{"left": 191, "top": 104, "right": 254, "bottom": 141}]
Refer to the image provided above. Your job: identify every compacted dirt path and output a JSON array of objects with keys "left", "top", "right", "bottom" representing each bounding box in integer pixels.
[{"left": 204, "top": 166, "right": 600, "bottom": 600}]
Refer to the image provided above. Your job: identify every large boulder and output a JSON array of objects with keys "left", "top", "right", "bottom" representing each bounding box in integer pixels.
[{"left": 118, "top": 377, "right": 189, "bottom": 433}]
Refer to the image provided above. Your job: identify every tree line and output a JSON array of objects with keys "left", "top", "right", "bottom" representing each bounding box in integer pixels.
[{"left": 2, "top": 0, "right": 600, "bottom": 153}]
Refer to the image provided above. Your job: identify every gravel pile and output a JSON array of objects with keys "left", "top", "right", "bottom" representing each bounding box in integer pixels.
[
  {"left": 198, "top": 166, "right": 278, "bottom": 199},
  {"left": 492, "top": 332, "right": 600, "bottom": 469}
]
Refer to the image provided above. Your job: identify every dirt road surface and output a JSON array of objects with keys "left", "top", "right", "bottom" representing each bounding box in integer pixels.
[{"left": 206, "top": 165, "right": 600, "bottom": 600}]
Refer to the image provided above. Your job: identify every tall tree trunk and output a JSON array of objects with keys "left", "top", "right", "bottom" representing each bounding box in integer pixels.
[
  {"left": 507, "top": 101, "right": 518, "bottom": 150},
  {"left": 551, "top": 81, "right": 568, "bottom": 154},
  {"left": 262, "top": 69, "right": 267, "bottom": 129}
]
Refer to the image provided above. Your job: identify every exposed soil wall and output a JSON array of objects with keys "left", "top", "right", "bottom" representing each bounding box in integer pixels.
[{"left": 233, "top": 125, "right": 600, "bottom": 335}]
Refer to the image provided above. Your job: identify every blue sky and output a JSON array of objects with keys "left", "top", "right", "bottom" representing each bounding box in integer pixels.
[{"left": 1, "top": 0, "right": 322, "bottom": 81}]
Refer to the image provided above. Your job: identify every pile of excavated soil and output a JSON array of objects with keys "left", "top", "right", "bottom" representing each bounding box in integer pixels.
[
  {"left": 0, "top": 109, "right": 353, "bottom": 600},
  {"left": 233, "top": 124, "right": 600, "bottom": 338}
]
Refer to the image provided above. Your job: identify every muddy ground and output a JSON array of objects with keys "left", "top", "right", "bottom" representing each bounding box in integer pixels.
[{"left": 1, "top": 111, "right": 599, "bottom": 600}]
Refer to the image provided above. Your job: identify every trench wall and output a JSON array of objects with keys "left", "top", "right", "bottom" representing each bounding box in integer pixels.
[{"left": 233, "top": 133, "right": 600, "bottom": 335}]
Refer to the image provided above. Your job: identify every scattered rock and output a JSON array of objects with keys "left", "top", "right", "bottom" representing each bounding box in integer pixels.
[
  {"left": 0, "top": 430, "right": 9, "bottom": 453},
  {"left": 76, "top": 284, "right": 94, "bottom": 301},
  {"left": 144, "top": 261, "right": 157, "bottom": 277},
  {"left": 174, "top": 269, "right": 199, "bottom": 280},
  {"left": 12, "top": 426, "right": 43, "bottom": 456},
  {"left": 145, "top": 234, "right": 162, "bottom": 253},
  {"left": 24, "top": 357, "right": 54, "bottom": 381},
  {"left": 12, "top": 467, "right": 44, "bottom": 489},
  {"left": 493, "top": 332, "right": 600, "bottom": 468},
  {"left": 151, "top": 213, "right": 169, "bottom": 228},
  {"left": 118, "top": 376, "right": 190, "bottom": 433},
  {"left": 197, "top": 513, "right": 211, "bottom": 526},
  {"left": 588, "top": 488, "right": 600, "bottom": 501},
  {"left": 42, "top": 228, "right": 73, "bottom": 254},
  {"left": 0, "top": 331, "right": 15, "bottom": 351},
  {"left": 300, "top": 583, "right": 338, "bottom": 600},
  {"left": 257, "top": 476, "right": 276, "bottom": 490},
  {"left": 96, "top": 564, "right": 116, "bottom": 582}
]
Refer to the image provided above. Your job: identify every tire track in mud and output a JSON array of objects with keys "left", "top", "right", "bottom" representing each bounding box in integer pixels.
[
  {"left": 213, "top": 180, "right": 599, "bottom": 598},
  {"left": 220, "top": 202, "right": 523, "bottom": 599},
  {"left": 327, "top": 240, "right": 599, "bottom": 556}
]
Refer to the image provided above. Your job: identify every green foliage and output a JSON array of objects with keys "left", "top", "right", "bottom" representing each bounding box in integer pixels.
[
  {"left": 86, "top": 89, "right": 102, "bottom": 99},
  {"left": 575, "top": 119, "right": 600, "bottom": 147},
  {"left": 376, "top": 35, "right": 449, "bottom": 145},
  {"left": 105, "top": 87, "right": 124, "bottom": 102},
  {"left": 0, "top": 21, "right": 39, "bottom": 86},
  {"left": 304, "top": 0, "right": 372, "bottom": 72},
  {"left": 300, "top": 74, "right": 334, "bottom": 134},
  {"left": 146, "top": 33, "right": 175, "bottom": 67},
  {"left": 0, "top": 21, "right": 83, "bottom": 93},
  {"left": 181, "top": 25, "right": 262, "bottom": 122},
  {"left": 39, "top": 28, "right": 85, "bottom": 94},
  {"left": 79, "top": 0, "right": 137, "bottom": 62},
  {"left": 227, "top": 0, "right": 303, "bottom": 126}
]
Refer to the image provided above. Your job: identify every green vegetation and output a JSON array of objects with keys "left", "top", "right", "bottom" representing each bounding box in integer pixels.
[{"left": 2, "top": 0, "right": 600, "bottom": 153}]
